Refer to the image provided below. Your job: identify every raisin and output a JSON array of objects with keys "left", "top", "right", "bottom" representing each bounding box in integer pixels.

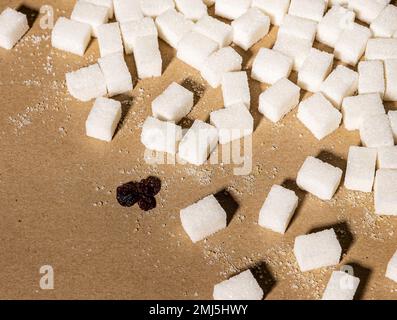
[
  {"left": 138, "top": 195, "right": 157, "bottom": 211},
  {"left": 116, "top": 182, "right": 140, "bottom": 207},
  {"left": 138, "top": 176, "right": 161, "bottom": 196}
]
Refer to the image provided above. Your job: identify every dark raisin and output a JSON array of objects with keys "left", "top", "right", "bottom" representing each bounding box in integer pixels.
[
  {"left": 138, "top": 176, "right": 161, "bottom": 196},
  {"left": 116, "top": 182, "right": 140, "bottom": 207},
  {"left": 138, "top": 195, "right": 156, "bottom": 211}
]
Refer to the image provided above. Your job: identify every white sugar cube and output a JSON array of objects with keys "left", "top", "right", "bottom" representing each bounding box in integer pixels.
[
  {"left": 370, "top": 5, "right": 397, "bottom": 38},
  {"left": 178, "top": 120, "right": 219, "bottom": 165},
  {"left": 113, "top": 0, "right": 143, "bottom": 23},
  {"left": 251, "top": 48, "right": 293, "bottom": 84},
  {"left": 297, "top": 93, "right": 342, "bottom": 140},
  {"left": 0, "top": 7, "right": 29, "bottom": 50},
  {"left": 215, "top": 0, "right": 251, "bottom": 20},
  {"left": 378, "top": 146, "right": 397, "bottom": 169},
  {"left": 322, "top": 271, "right": 360, "bottom": 300},
  {"left": 258, "top": 185, "right": 298, "bottom": 234},
  {"left": 85, "top": 97, "right": 121, "bottom": 142},
  {"left": 386, "top": 250, "right": 397, "bottom": 282},
  {"left": 278, "top": 15, "right": 318, "bottom": 43},
  {"left": 194, "top": 16, "right": 233, "bottom": 49},
  {"left": 85, "top": 0, "right": 114, "bottom": 18},
  {"left": 259, "top": 78, "right": 300, "bottom": 123},
  {"left": 152, "top": 82, "right": 193, "bottom": 122},
  {"left": 213, "top": 270, "right": 263, "bottom": 300},
  {"left": 384, "top": 59, "right": 397, "bottom": 101},
  {"left": 140, "top": 0, "right": 175, "bottom": 17},
  {"left": 374, "top": 169, "right": 397, "bottom": 216},
  {"left": 251, "top": 0, "right": 290, "bottom": 26},
  {"left": 288, "top": 0, "right": 327, "bottom": 22},
  {"left": 365, "top": 38, "right": 397, "bottom": 61},
  {"left": 51, "top": 17, "right": 91, "bottom": 56},
  {"left": 297, "top": 156, "right": 343, "bottom": 200},
  {"left": 231, "top": 8, "right": 270, "bottom": 51},
  {"left": 344, "top": 146, "right": 377, "bottom": 192},
  {"left": 210, "top": 104, "right": 254, "bottom": 144},
  {"left": 175, "top": 0, "right": 207, "bottom": 21},
  {"left": 328, "top": 0, "right": 348, "bottom": 6},
  {"left": 71, "top": 0, "right": 109, "bottom": 37},
  {"left": 221, "top": 71, "right": 250, "bottom": 108},
  {"left": 133, "top": 36, "right": 162, "bottom": 78},
  {"left": 177, "top": 32, "right": 218, "bottom": 70},
  {"left": 389, "top": 110, "right": 397, "bottom": 140},
  {"left": 141, "top": 116, "right": 182, "bottom": 154},
  {"left": 98, "top": 52, "right": 132, "bottom": 96},
  {"left": 320, "top": 65, "right": 358, "bottom": 108},
  {"left": 342, "top": 93, "right": 385, "bottom": 131},
  {"left": 120, "top": 17, "right": 158, "bottom": 54},
  {"left": 66, "top": 64, "right": 107, "bottom": 102},
  {"left": 201, "top": 47, "right": 242, "bottom": 88},
  {"left": 294, "top": 229, "right": 342, "bottom": 272},
  {"left": 298, "top": 48, "right": 334, "bottom": 92},
  {"left": 97, "top": 23, "right": 123, "bottom": 57},
  {"left": 358, "top": 60, "right": 385, "bottom": 97},
  {"left": 348, "top": 0, "right": 388, "bottom": 24},
  {"left": 360, "top": 114, "right": 394, "bottom": 148}
]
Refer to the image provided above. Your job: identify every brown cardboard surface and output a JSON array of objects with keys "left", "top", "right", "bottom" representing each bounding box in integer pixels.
[{"left": 0, "top": 0, "right": 397, "bottom": 300}]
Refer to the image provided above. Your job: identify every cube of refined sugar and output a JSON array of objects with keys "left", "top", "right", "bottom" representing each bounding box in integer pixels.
[
  {"left": 113, "top": 0, "right": 143, "bottom": 23},
  {"left": 378, "top": 146, "right": 397, "bottom": 169},
  {"left": 177, "top": 32, "right": 218, "bottom": 71},
  {"left": 365, "top": 38, "right": 397, "bottom": 61},
  {"left": 120, "top": 17, "right": 158, "bottom": 54},
  {"left": 140, "top": 0, "right": 175, "bottom": 17},
  {"left": 297, "top": 156, "right": 343, "bottom": 200},
  {"left": 288, "top": 0, "right": 327, "bottom": 22},
  {"left": 0, "top": 7, "right": 29, "bottom": 50},
  {"left": 231, "top": 8, "right": 270, "bottom": 51},
  {"left": 370, "top": 5, "right": 397, "bottom": 38},
  {"left": 98, "top": 52, "right": 132, "bottom": 96},
  {"left": 71, "top": 0, "right": 109, "bottom": 37},
  {"left": 358, "top": 60, "right": 385, "bottom": 97},
  {"left": 175, "top": 0, "right": 207, "bottom": 21},
  {"left": 258, "top": 185, "right": 298, "bottom": 234},
  {"left": 294, "top": 229, "right": 342, "bottom": 272},
  {"left": 386, "top": 250, "right": 397, "bottom": 282},
  {"left": 334, "top": 23, "right": 371, "bottom": 66},
  {"left": 178, "top": 120, "right": 219, "bottom": 165},
  {"left": 328, "top": 0, "right": 348, "bottom": 6},
  {"left": 133, "top": 36, "right": 162, "bottom": 78},
  {"left": 221, "top": 71, "right": 250, "bottom": 108},
  {"left": 316, "top": 5, "right": 355, "bottom": 48},
  {"left": 85, "top": 0, "right": 114, "bottom": 19},
  {"left": 152, "top": 82, "right": 193, "bottom": 122},
  {"left": 51, "top": 17, "right": 91, "bottom": 56},
  {"left": 194, "top": 16, "right": 233, "bottom": 48},
  {"left": 66, "top": 64, "right": 107, "bottom": 101},
  {"left": 348, "top": 0, "right": 388, "bottom": 24},
  {"left": 322, "top": 271, "right": 360, "bottom": 300},
  {"left": 384, "top": 59, "right": 397, "bottom": 101},
  {"left": 213, "top": 270, "right": 263, "bottom": 300},
  {"left": 210, "top": 104, "right": 254, "bottom": 144},
  {"left": 360, "top": 114, "right": 394, "bottom": 148},
  {"left": 298, "top": 48, "right": 334, "bottom": 92},
  {"left": 97, "top": 23, "right": 123, "bottom": 57},
  {"left": 251, "top": 0, "right": 290, "bottom": 26},
  {"left": 215, "top": 0, "right": 251, "bottom": 20},
  {"left": 278, "top": 15, "right": 318, "bottom": 43},
  {"left": 342, "top": 93, "right": 385, "bottom": 131},
  {"left": 389, "top": 110, "right": 397, "bottom": 140},
  {"left": 141, "top": 116, "right": 183, "bottom": 154},
  {"left": 344, "top": 146, "right": 377, "bottom": 192},
  {"left": 297, "top": 93, "right": 342, "bottom": 140},
  {"left": 251, "top": 48, "right": 293, "bottom": 84},
  {"left": 201, "top": 47, "right": 242, "bottom": 88},
  {"left": 258, "top": 78, "right": 300, "bottom": 123},
  {"left": 374, "top": 169, "right": 397, "bottom": 215},
  {"left": 320, "top": 65, "right": 358, "bottom": 108},
  {"left": 85, "top": 97, "right": 121, "bottom": 142}
]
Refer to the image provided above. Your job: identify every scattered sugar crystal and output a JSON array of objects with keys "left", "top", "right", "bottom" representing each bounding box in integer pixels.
[
  {"left": 113, "top": 0, "right": 143, "bottom": 23},
  {"left": 374, "top": 169, "right": 397, "bottom": 216},
  {"left": 0, "top": 7, "right": 29, "bottom": 50},
  {"left": 386, "top": 250, "right": 397, "bottom": 282},
  {"left": 389, "top": 110, "right": 397, "bottom": 140},
  {"left": 71, "top": 0, "right": 109, "bottom": 37},
  {"left": 322, "top": 271, "right": 360, "bottom": 300},
  {"left": 215, "top": 0, "right": 251, "bottom": 20},
  {"left": 140, "top": 0, "right": 175, "bottom": 18},
  {"left": 120, "top": 17, "right": 158, "bottom": 54},
  {"left": 278, "top": 14, "right": 318, "bottom": 43},
  {"left": 175, "top": 0, "right": 207, "bottom": 21},
  {"left": 359, "top": 113, "right": 394, "bottom": 148},
  {"left": 365, "top": 38, "right": 397, "bottom": 61},
  {"left": 97, "top": 22, "right": 123, "bottom": 57},
  {"left": 288, "top": 0, "right": 327, "bottom": 22},
  {"left": 370, "top": 4, "right": 397, "bottom": 38},
  {"left": 221, "top": 71, "right": 250, "bottom": 108},
  {"left": 348, "top": 0, "right": 388, "bottom": 24},
  {"left": 384, "top": 59, "right": 397, "bottom": 101},
  {"left": 378, "top": 146, "right": 397, "bottom": 169},
  {"left": 358, "top": 60, "right": 385, "bottom": 97},
  {"left": 194, "top": 16, "right": 232, "bottom": 49},
  {"left": 133, "top": 36, "right": 162, "bottom": 78},
  {"left": 251, "top": 0, "right": 290, "bottom": 26}
]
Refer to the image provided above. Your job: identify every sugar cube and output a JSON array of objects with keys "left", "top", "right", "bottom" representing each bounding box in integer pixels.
[
  {"left": 297, "top": 93, "right": 342, "bottom": 140},
  {"left": 71, "top": 0, "right": 109, "bottom": 37},
  {"left": 251, "top": 0, "right": 290, "bottom": 26},
  {"left": 85, "top": 97, "right": 121, "bottom": 142},
  {"left": 215, "top": 0, "right": 251, "bottom": 20},
  {"left": 177, "top": 32, "right": 218, "bottom": 70},
  {"left": 97, "top": 23, "right": 124, "bottom": 57},
  {"left": 140, "top": 0, "right": 175, "bottom": 18},
  {"left": 322, "top": 271, "right": 360, "bottom": 300},
  {"left": 221, "top": 71, "right": 250, "bottom": 108},
  {"left": 85, "top": 0, "right": 114, "bottom": 19},
  {"left": 51, "top": 17, "right": 91, "bottom": 56},
  {"left": 348, "top": 0, "right": 388, "bottom": 24},
  {"left": 389, "top": 110, "right": 397, "bottom": 140},
  {"left": 298, "top": 48, "right": 334, "bottom": 92},
  {"left": 213, "top": 270, "right": 263, "bottom": 300},
  {"left": 175, "top": 0, "right": 207, "bottom": 21},
  {"left": 278, "top": 15, "right": 318, "bottom": 43},
  {"left": 288, "top": 0, "right": 327, "bottom": 22},
  {"left": 328, "top": 0, "right": 348, "bottom": 6},
  {"left": 297, "top": 156, "right": 343, "bottom": 200},
  {"left": 358, "top": 60, "right": 385, "bottom": 97},
  {"left": 141, "top": 116, "right": 182, "bottom": 154},
  {"left": 178, "top": 120, "right": 219, "bottom": 165},
  {"left": 378, "top": 146, "right": 397, "bottom": 169},
  {"left": 370, "top": 5, "right": 397, "bottom": 38},
  {"left": 66, "top": 64, "right": 107, "bottom": 102},
  {"left": 0, "top": 7, "right": 29, "bottom": 50},
  {"left": 201, "top": 47, "right": 242, "bottom": 88},
  {"left": 384, "top": 59, "right": 397, "bottom": 101},
  {"left": 294, "top": 229, "right": 342, "bottom": 272},
  {"left": 365, "top": 38, "right": 397, "bottom": 61},
  {"left": 120, "top": 17, "right": 158, "bottom": 54},
  {"left": 374, "top": 169, "right": 397, "bottom": 216},
  {"left": 258, "top": 78, "right": 300, "bottom": 123},
  {"left": 320, "top": 65, "right": 358, "bottom": 108},
  {"left": 341, "top": 93, "right": 385, "bottom": 131},
  {"left": 133, "top": 36, "right": 162, "bottom": 78},
  {"left": 258, "top": 184, "right": 298, "bottom": 234},
  {"left": 113, "top": 0, "right": 143, "bottom": 23},
  {"left": 386, "top": 250, "right": 397, "bottom": 282},
  {"left": 152, "top": 82, "right": 193, "bottom": 122},
  {"left": 360, "top": 114, "right": 394, "bottom": 148},
  {"left": 231, "top": 8, "right": 270, "bottom": 51},
  {"left": 210, "top": 104, "right": 254, "bottom": 144},
  {"left": 98, "top": 52, "right": 133, "bottom": 96},
  {"left": 194, "top": 16, "right": 233, "bottom": 49},
  {"left": 251, "top": 48, "right": 293, "bottom": 84}
]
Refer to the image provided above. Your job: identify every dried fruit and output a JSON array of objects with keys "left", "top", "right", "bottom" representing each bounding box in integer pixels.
[
  {"left": 116, "top": 182, "right": 140, "bottom": 207},
  {"left": 138, "top": 176, "right": 161, "bottom": 196},
  {"left": 138, "top": 195, "right": 157, "bottom": 211}
]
